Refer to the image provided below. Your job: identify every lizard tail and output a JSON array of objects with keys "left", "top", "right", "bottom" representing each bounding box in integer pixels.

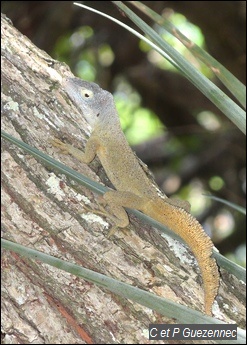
[{"left": 143, "top": 199, "right": 219, "bottom": 316}]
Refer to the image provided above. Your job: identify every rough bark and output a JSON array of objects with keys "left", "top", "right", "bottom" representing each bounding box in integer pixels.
[{"left": 1, "top": 14, "right": 245, "bottom": 344}]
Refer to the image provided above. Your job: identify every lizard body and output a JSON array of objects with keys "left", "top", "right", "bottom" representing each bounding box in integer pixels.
[{"left": 54, "top": 77, "right": 219, "bottom": 315}]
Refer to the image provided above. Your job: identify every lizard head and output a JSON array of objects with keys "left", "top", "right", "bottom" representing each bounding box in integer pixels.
[{"left": 63, "top": 77, "right": 116, "bottom": 127}]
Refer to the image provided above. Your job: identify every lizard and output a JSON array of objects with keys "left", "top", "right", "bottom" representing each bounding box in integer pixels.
[{"left": 52, "top": 76, "right": 220, "bottom": 316}]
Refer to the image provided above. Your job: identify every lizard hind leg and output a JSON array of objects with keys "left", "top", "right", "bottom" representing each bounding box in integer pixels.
[
  {"left": 82, "top": 203, "right": 124, "bottom": 237},
  {"left": 81, "top": 193, "right": 132, "bottom": 237},
  {"left": 101, "top": 190, "right": 146, "bottom": 237}
]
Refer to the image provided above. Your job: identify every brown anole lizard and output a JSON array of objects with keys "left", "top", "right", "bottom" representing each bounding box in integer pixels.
[{"left": 52, "top": 77, "right": 219, "bottom": 316}]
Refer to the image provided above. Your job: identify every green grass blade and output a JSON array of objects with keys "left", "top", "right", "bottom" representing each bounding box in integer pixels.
[
  {"left": 112, "top": 1, "right": 245, "bottom": 134},
  {"left": 73, "top": 2, "right": 180, "bottom": 69},
  {"left": 2, "top": 238, "right": 242, "bottom": 329},
  {"left": 130, "top": 1, "right": 246, "bottom": 108},
  {"left": 203, "top": 194, "right": 246, "bottom": 215},
  {"left": 216, "top": 252, "right": 246, "bottom": 283}
]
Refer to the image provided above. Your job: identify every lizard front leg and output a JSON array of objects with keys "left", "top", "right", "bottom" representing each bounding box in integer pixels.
[
  {"left": 52, "top": 139, "right": 146, "bottom": 236},
  {"left": 51, "top": 136, "right": 99, "bottom": 164}
]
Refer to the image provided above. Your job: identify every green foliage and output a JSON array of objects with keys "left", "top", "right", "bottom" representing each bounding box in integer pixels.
[
  {"left": 129, "top": 1, "right": 245, "bottom": 108},
  {"left": 114, "top": 84, "right": 164, "bottom": 144},
  {"left": 111, "top": 1, "right": 245, "bottom": 132}
]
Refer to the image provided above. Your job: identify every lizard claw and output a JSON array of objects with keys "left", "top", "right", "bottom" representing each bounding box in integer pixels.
[
  {"left": 80, "top": 202, "right": 129, "bottom": 237},
  {"left": 50, "top": 138, "right": 70, "bottom": 154}
]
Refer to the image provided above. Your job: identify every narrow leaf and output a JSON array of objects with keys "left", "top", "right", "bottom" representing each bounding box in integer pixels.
[
  {"left": 112, "top": 1, "right": 245, "bottom": 134},
  {"left": 2, "top": 238, "right": 241, "bottom": 328},
  {"left": 130, "top": 1, "right": 246, "bottom": 108}
]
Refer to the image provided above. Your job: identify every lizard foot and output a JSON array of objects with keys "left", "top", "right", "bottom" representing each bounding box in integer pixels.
[
  {"left": 50, "top": 138, "right": 71, "bottom": 154},
  {"left": 81, "top": 202, "right": 129, "bottom": 237}
]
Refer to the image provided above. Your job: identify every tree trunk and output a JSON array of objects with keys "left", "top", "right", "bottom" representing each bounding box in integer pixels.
[{"left": 1, "top": 14, "right": 245, "bottom": 344}]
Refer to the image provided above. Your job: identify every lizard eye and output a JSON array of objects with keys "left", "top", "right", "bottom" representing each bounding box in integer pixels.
[{"left": 81, "top": 89, "right": 94, "bottom": 99}]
